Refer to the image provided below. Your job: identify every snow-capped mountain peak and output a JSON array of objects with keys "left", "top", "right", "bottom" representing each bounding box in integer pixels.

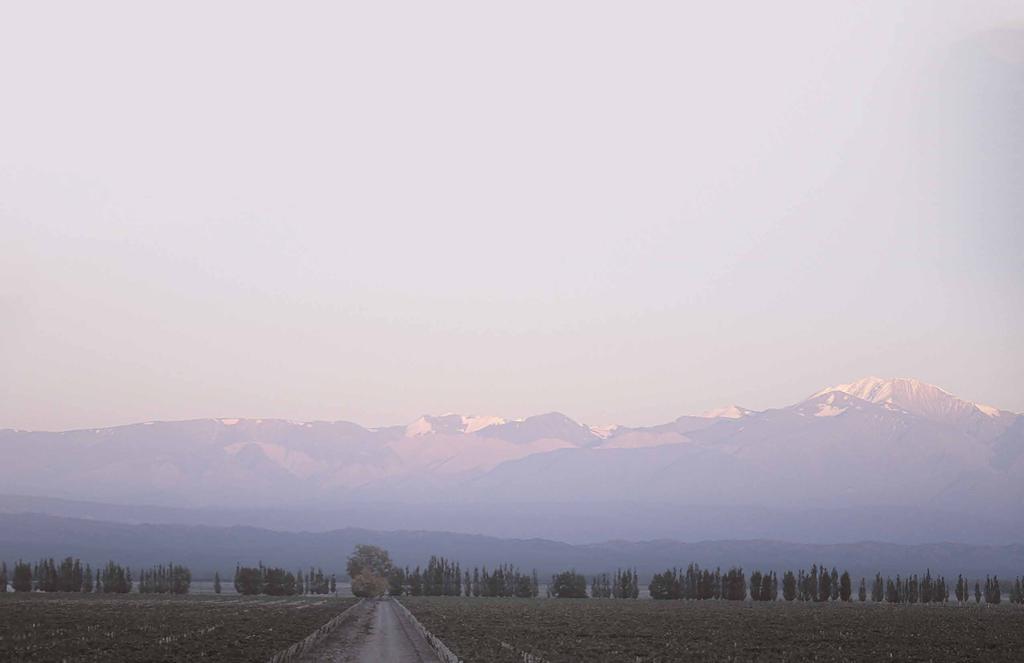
[
  {"left": 701, "top": 405, "right": 753, "bottom": 419},
  {"left": 812, "top": 377, "right": 1004, "bottom": 422},
  {"left": 588, "top": 424, "right": 620, "bottom": 439},
  {"left": 404, "top": 414, "right": 507, "bottom": 437},
  {"left": 462, "top": 415, "right": 507, "bottom": 434}
]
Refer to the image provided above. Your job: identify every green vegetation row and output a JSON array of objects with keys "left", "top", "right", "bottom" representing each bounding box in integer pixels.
[
  {"left": 645, "top": 563, "right": 1024, "bottom": 604},
  {"left": 0, "top": 559, "right": 184, "bottom": 594},
  {"left": 233, "top": 563, "right": 336, "bottom": 596},
  {"left": 344, "top": 545, "right": 1024, "bottom": 604},
  {"left": 346, "top": 545, "right": 541, "bottom": 598},
  {"left": 386, "top": 559, "right": 542, "bottom": 598}
]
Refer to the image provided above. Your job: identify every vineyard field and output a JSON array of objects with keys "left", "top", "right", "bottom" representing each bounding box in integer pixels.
[
  {"left": 402, "top": 596, "right": 1024, "bottom": 662},
  {"left": 0, "top": 592, "right": 357, "bottom": 662}
]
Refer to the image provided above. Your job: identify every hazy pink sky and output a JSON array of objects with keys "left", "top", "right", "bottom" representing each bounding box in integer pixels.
[{"left": 2, "top": 1, "right": 1022, "bottom": 430}]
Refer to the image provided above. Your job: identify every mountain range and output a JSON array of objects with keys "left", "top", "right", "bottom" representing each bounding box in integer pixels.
[{"left": 2, "top": 377, "right": 1021, "bottom": 543}]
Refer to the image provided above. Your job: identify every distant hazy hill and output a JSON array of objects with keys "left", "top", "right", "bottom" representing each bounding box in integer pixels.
[
  {"left": 0, "top": 512, "right": 1020, "bottom": 582},
  {"left": 1, "top": 377, "right": 1021, "bottom": 543}
]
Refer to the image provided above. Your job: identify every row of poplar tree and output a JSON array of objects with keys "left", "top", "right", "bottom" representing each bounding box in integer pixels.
[
  {"left": 386, "top": 557, "right": 541, "bottom": 598},
  {"left": 645, "top": 563, "right": 1024, "bottom": 604},
  {"left": 589, "top": 569, "right": 641, "bottom": 599},
  {"left": 233, "top": 563, "right": 335, "bottom": 596},
  {"left": 955, "top": 575, "right": 1017, "bottom": 605},
  {"left": 0, "top": 559, "right": 184, "bottom": 593},
  {"left": 137, "top": 563, "right": 192, "bottom": 594},
  {"left": 358, "top": 548, "right": 1022, "bottom": 604},
  {"left": 649, "top": 564, "right": 759, "bottom": 600}
]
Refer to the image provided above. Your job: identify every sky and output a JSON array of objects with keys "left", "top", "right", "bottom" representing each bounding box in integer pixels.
[{"left": 1, "top": 1, "right": 1022, "bottom": 431}]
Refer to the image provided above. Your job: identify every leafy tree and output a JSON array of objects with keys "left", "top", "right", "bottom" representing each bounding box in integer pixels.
[
  {"left": 723, "top": 567, "right": 746, "bottom": 601},
  {"left": 649, "top": 569, "right": 680, "bottom": 600},
  {"left": 235, "top": 564, "right": 264, "bottom": 595},
  {"left": 346, "top": 545, "right": 392, "bottom": 580},
  {"left": 550, "top": 570, "right": 588, "bottom": 598},
  {"left": 228, "top": 562, "right": 321, "bottom": 596},
  {"left": 351, "top": 568, "right": 389, "bottom": 597},
  {"left": 99, "top": 561, "right": 132, "bottom": 593},
  {"left": 262, "top": 567, "right": 297, "bottom": 596},
  {"left": 347, "top": 545, "right": 392, "bottom": 597}
]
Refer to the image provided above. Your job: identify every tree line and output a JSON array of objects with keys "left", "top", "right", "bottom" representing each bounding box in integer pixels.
[
  {"left": 644, "top": 563, "right": 961, "bottom": 603},
  {"left": 137, "top": 563, "right": 192, "bottom": 594},
  {"left": 784, "top": 564, "right": 854, "bottom": 602},
  {"left": 589, "top": 569, "right": 640, "bottom": 599},
  {"left": 649, "top": 564, "right": 755, "bottom": 600},
  {"left": 961, "top": 574, "right": 1010, "bottom": 605},
  {"left": 385, "top": 557, "right": 541, "bottom": 598},
  {"left": 340, "top": 543, "right": 1022, "bottom": 604},
  {"left": 233, "top": 563, "right": 335, "bottom": 596},
  {"left": 0, "top": 558, "right": 141, "bottom": 593}
]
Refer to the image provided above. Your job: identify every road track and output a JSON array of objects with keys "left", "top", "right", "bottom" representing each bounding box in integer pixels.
[{"left": 297, "top": 597, "right": 442, "bottom": 662}]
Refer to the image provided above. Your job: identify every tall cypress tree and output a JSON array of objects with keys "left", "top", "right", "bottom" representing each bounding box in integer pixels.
[
  {"left": 782, "top": 570, "right": 797, "bottom": 601},
  {"left": 13, "top": 560, "right": 32, "bottom": 592},
  {"left": 839, "top": 571, "right": 851, "bottom": 602}
]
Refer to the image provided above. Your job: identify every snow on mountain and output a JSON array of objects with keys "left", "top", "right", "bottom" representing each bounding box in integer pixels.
[
  {"left": 453, "top": 386, "right": 1022, "bottom": 516},
  {"left": 0, "top": 378, "right": 1019, "bottom": 520},
  {"left": 588, "top": 424, "right": 620, "bottom": 439},
  {"left": 790, "top": 391, "right": 868, "bottom": 418},
  {"left": 404, "top": 414, "right": 508, "bottom": 436},
  {"left": 463, "top": 415, "right": 507, "bottom": 434},
  {"left": 813, "top": 376, "right": 1006, "bottom": 421},
  {"left": 701, "top": 405, "right": 754, "bottom": 419}
]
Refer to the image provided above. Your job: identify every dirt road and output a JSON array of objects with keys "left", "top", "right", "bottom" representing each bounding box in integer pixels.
[{"left": 297, "top": 598, "right": 442, "bottom": 662}]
